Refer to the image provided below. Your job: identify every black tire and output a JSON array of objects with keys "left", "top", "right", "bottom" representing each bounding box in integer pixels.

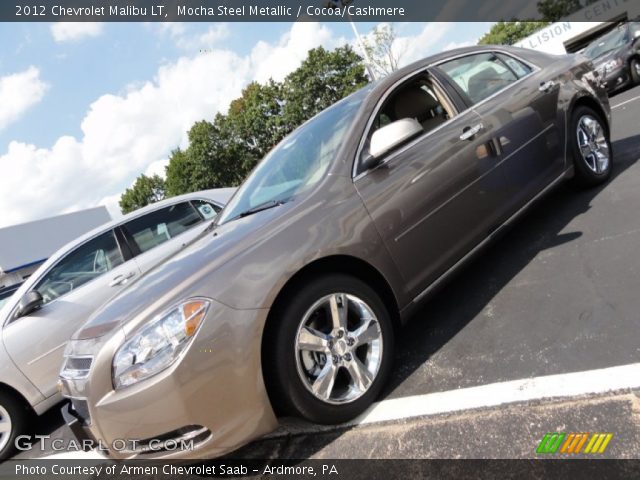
[
  {"left": 0, "top": 391, "right": 28, "bottom": 461},
  {"left": 631, "top": 58, "right": 640, "bottom": 85},
  {"left": 570, "top": 106, "right": 612, "bottom": 188},
  {"left": 263, "top": 274, "right": 395, "bottom": 424}
]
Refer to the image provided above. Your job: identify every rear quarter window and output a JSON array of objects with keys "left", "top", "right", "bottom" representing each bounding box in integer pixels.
[{"left": 123, "top": 202, "right": 203, "bottom": 254}]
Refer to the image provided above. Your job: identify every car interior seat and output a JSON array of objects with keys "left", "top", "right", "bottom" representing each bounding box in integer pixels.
[
  {"left": 467, "top": 66, "right": 505, "bottom": 103},
  {"left": 392, "top": 85, "right": 449, "bottom": 134}
]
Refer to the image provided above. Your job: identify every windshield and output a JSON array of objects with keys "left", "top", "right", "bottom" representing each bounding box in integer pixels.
[
  {"left": 584, "top": 28, "right": 629, "bottom": 59},
  {"left": 0, "top": 287, "right": 19, "bottom": 310},
  {"left": 217, "top": 85, "right": 372, "bottom": 224}
]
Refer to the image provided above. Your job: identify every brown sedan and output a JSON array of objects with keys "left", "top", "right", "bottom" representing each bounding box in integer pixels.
[{"left": 59, "top": 46, "right": 611, "bottom": 459}]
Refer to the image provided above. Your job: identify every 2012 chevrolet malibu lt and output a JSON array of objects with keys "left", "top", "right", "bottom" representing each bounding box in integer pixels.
[{"left": 59, "top": 46, "right": 611, "bottom": 459}]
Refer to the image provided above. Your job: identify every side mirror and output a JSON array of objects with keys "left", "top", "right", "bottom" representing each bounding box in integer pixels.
[
  {"left": 16, "top": 291, "right": 43, "bottom": 318},
  {"left": 367, "top": 118, "right": 423, "bottom": 167},
  {"left": 633, "top": 30, "right": 640, "bottom": 39}
]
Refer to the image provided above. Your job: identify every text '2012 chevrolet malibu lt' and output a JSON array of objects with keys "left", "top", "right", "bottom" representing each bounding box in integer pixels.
[{"left": 59, "top": 46, "right": 611, "bottom": 459}]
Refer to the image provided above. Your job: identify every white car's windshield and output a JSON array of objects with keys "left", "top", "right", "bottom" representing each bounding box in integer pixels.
[
  {"left": 217, "top": 86, "right": 372, "bottom": 224},
  {"left": 584, "top": 28, "right": 628, "bottom": 59}
]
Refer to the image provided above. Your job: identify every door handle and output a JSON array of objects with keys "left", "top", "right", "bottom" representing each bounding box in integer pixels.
[
  {"left": 539, "top": 80, "right": 555, "bottom": 93},
  {"left": 109, "top": 271, "right": 136, "bottom": 287},
  {"left": 460, "top": 123, "right": 484, "bottom": 141}
]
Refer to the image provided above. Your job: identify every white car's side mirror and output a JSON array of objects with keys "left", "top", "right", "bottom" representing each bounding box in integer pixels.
[{"left": 16, "top": 291, "right": 43, "bottom": 318}]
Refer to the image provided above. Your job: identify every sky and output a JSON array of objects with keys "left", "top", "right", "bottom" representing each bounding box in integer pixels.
[{"left": 0, "top": 21, "right": 493, "bottom": 228}]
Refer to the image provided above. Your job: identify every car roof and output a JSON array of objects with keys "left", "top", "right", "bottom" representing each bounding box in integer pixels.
[
  {"left": 59, "top": 187, "right": 236, "bottom": 255},
  {"left": 369, "top": 45, "right": 553, "bottom": 100}
]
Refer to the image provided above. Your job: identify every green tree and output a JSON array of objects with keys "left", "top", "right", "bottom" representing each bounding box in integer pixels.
[
  {"left": 226, "top": 80, "right": 284, "bottom": 160},
  {"left": 165, "top": 119, "right": 248, "bottom": 197},
  {"left": 281, "top": 45, "right": 369, "bottom": 132},
  {"left": 164, "top": 148, "right": 193, "bottom": 197},
  {"left": 478, "top": 21, "right": 551, "bottom": 46},
  {"left": 119, "top": 174, "right": 166, "bottom": 214},
  {"left": 162, "top": 44, "right": 368, "bottom": 197},
  {"left": 361, "top": 24, "right": 404, "bottom": 78},
  {"left": 537, "top": 0, "right": 597, "bottom": 22}
]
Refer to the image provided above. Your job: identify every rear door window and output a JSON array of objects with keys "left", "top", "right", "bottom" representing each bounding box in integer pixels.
[
  {"left": 122, "top": 202, "right": 203, "bottom": 254},
  {"left": 496, "top": 53, "right": 533, "bottom": 78},
  {"left": 191, "top": 200, "right": 220, "bottom": 220},
  {"left": 438, "top": 53, "right": 519, "bottom": 105}
]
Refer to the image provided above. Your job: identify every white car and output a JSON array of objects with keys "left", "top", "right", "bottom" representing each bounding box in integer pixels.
[{"left": 0, "top": 188, "right": 234, "bottom": 459}]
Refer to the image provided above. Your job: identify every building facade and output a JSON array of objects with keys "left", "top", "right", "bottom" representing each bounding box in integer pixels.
[
  {"left": 516, "top": 0, "right": 640, "bottom": 54},
  {"left": 0, "top": 207, "right": 111, "bottom": 289}
]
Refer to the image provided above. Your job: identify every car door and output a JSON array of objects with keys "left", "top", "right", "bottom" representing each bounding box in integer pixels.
[
  {"left": 354, "top": 70, "right": 512, "bottom": 299},
  {"left": 435, "top": 51, "right": 564, "bottom": 215},
  {"left": 120, "top": 201, "right": 207, "bottom": 274},
  {"left": 2, "top": 230, "right": 140, "bottom": 398}
]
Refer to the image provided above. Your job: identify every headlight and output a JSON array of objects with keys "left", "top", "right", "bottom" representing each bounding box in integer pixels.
[
  {"left": 112, "top": 298, "right": 210, "bottom": 389},
  {"left": 603, "top": 58, "right": 623, "bottom": 73}
]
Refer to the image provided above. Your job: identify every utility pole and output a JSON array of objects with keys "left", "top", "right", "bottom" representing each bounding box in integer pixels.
[
  {"left": 325, "top": 0, "right": 377, "bottom": 80},
  {"left": 347, "top": 13, "right": 377, "bottom": 81}
]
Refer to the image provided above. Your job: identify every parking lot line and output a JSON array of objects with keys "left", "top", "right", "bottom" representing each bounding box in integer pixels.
[
  {"left": 272, "top": 362, "right": 640, "bottom": 436},
  {"left": 43, "top": 363, "right": 640, "bottom": 457},
  {"left": 612, "top": 94, "right": 640, "bottom": 109}
]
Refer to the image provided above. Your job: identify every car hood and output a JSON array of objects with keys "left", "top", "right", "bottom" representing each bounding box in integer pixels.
[
  {"left": 72, "top": 201, "right": 294, "bottom": 340},
  {"left": 591, "top": 49, "right": 622, "bottom": 67}
]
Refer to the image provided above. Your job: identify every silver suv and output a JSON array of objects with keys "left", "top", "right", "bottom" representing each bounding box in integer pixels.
[{"left": 0, "top": 188, "right": 233, "bottom": 459}]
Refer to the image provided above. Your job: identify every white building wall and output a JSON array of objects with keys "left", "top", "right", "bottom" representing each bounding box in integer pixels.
[
  {"left": 515, "top": 0, "right": 640, "bottom": 55},
  {"left": 0, "top": 265, "right": 40, "bottom": 289},
  {"left": 515, "top": 22, "right": 604, "bottom": 54},
  {"left": 0, "top": 207, "right": 111, "bottom": 289}
]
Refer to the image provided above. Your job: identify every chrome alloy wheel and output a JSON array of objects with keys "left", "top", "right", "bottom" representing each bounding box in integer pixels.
[
  {"left": 0, "top": 405, "right": 12, "bottom": 453},
  {"left": 294, "top": 293, "right": 383, "bottom": 405},
  {"left": 576, "top": 115, "right": 610, "bottom": 174}
]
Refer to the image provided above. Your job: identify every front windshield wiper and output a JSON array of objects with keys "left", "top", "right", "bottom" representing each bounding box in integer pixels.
[{"left": 231, "top": 199, "right": 289, "bottom": 222}]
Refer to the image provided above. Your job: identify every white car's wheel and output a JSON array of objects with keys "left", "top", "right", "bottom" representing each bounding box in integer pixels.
[{"left": 0, "top": 392, "right": 28, "bottom": 461}]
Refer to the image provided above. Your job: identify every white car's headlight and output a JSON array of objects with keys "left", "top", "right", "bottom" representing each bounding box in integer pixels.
[
  {"left": 112, "top": 298, "right": 210, "bottom": 389},
  {"left": 604, "top": 58, "right": 622, "bottom": 73}
]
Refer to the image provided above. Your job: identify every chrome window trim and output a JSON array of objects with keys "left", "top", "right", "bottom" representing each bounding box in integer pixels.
[{"left": 352, "top": 49, "right": 541, "bottom": 181}]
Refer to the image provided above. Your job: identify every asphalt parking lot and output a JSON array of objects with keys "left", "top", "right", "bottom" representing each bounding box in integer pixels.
[{"left": 16, "top": 85, "right": 640, "bottom": 461}]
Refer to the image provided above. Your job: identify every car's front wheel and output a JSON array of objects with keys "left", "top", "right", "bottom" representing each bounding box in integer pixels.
[
  {"left": 570, "top": 106, "right": 612, "bottom": 187},
  {"left": 0, "top": 391, "right": 28, "bottom": 461},
  {"left": 264, "top": 274, "right": 394, "bottom": 424}
]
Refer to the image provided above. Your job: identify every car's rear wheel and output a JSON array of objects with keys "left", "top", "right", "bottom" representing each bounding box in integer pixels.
[
  {"left": 264, "top": 274, "right": 394, "bottom": 424},
  {"left": 0, "top": 391, "right": 28, "bottom": 461},
  {"left": 570, "top": 106, "right": 612, "bottom": 187},
  {"left": 631, "top": 58, "right": 640, "bottom": 85}
]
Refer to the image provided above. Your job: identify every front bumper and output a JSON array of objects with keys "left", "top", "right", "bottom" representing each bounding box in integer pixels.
[
  {"left": 61, "top": 402, "right": 98, "bottom": 448},
  {"left": 60, "top": 305, "right": 278, "bottom": 459}
]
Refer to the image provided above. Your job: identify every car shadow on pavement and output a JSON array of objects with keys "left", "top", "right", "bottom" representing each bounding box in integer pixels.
[{"left": 383, "top": 132, "right": 640, "bottom": 397}]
